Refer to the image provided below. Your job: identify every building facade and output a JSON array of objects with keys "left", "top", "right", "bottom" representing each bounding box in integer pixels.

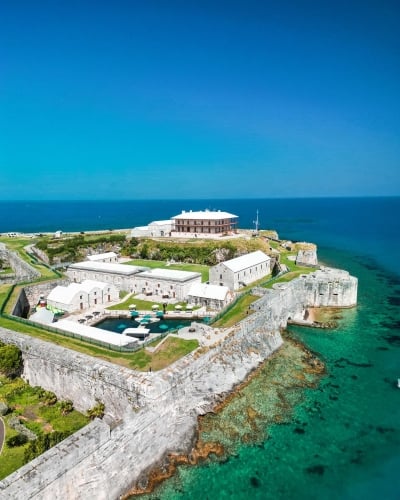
[
  {"left": 66, "top": 261, "right": 147, "bottom": 292},
  {"left": 171, "top": 210, "right": 238, "bottom": 235},
  {"left": 131, "top": 220, "right": 175, "bottom": 238},
  {"left": 87, "top": 252, "right": 119, "bottom": 263},
  {"left": 209, "top": 250, "right": 271, "bottom": 290},
  {"left": 133, "top": 268, "right": 202, "bottom": 301},
  {"left": 187, "top": 283, "right": 233, "bottom": 310},
  {"left": 46, "top": 280, "right": 119, "bottom": 313}
]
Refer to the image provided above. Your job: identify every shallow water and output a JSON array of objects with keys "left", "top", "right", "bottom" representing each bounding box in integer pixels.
[{"left": 134, "top": 246, "right": 400, "bottom": 500}]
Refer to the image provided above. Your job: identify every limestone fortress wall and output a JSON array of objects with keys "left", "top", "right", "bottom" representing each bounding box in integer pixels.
[{"left": 0, "top": 267, "right": 357, "bottom": 500}]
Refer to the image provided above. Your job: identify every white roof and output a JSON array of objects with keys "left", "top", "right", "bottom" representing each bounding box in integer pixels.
[
  {"left": 79, "top": 279, "right": 110, "bottom": 292},
  {"left": 68, "top": 261, "right": 146, "bottom": 275},
  {"left": 87, "top": 252, "right": 117, "bottom": 261},
  {"left": 188, "top": 283, "right": 230, "bottom": 300},
  {"left": 149, "top": 220, "right": 174, "bottom": 226},
  {"left": 172, "top": 210, "right": 237, "bottom": 220},
  {"left": 222, "top": 250, "right": 271, "bottom": 273},
  {"left": 30, "top": 308, "right": 55, "bottom": 325},
  {"left": 47, "top": 283, "right": 83, "bottom": 304},
  {"left": 55, "top": 319, "right": 138, "bottom": 347},
  {"left": 138, "top": 268, "right": 201, "bottom": 282}
]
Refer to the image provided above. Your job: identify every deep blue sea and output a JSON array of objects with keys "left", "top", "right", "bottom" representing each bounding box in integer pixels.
[{"left": 1, "top": 197, "right": 399, "bottom": 499}]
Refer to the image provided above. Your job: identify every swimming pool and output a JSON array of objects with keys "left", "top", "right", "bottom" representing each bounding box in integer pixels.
[{"left": 95, "top": 317, "right": 202, "bottom": 335}]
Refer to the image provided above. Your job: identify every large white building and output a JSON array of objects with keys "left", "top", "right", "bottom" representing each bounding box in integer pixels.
[
  {"left": 66, "top": 261, "right": 148, "bottom": 293},
  {"left": 171, "top": 209, "right": 238, "bottom": 235},
  {"left": 133, "top": 268, "right": 201, "bottom": 301},
  {"left": 187, "top": 283, "right": 233, "bottom": 310},
  {"left": 209, "top": 250, "right": 271, "bottom": 290},
  {"left": 47, "top": 280, "right": 119, "bottom": 313}
]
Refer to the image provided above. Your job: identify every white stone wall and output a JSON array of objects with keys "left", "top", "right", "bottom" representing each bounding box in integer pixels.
[
  {"left": 67, "top": 268, "right": 135, "bottom": 293},
  {"left": 133, "top": 275, "right": 201, "bottom": 301},
  {"left": 210, "top": 259, "right": 271, "bottom": 290}
]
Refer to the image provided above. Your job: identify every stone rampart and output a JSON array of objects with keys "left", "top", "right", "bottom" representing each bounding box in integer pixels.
[
  {"left": 0, "top": 266, "right": 357, "bottom": 499},
  {"left": 0, "top": 246, "right": 41, "bottom": 283}
]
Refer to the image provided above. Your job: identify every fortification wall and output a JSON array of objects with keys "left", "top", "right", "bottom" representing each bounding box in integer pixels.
[
  {"left": 0, "top": 245, "right": 40, "bottom": 283},
  {"left": 0, "top": 267, "right": 357, "bottom": 500}
]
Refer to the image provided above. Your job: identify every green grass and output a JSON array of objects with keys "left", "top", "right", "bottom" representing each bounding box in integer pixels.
[
  {"left": 263, "top": 266, "right": 317, "bottom": 289},
  {"left": 107, "top": 296, "right": 191, "bottom": 312},
  {"left": 125, "top": 259, "right": 209, "bottom": 282},
  {"left": 213, "top": 294, "right": 259, "bottom": 328},
  {"left": 0, "top": 237, "right": 60, "bottom": 281},
  {"left": 129, "top": 336, "right": 199, "bottom": 371},
  {"left": 0, "top": 375, "right": 89, "bottom": 480},
  {"left": 0, "top": 285, "right": 13, "bottom": 312}
]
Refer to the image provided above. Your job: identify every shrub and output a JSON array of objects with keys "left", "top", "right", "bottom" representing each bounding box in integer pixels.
[
  {"left": 87, "top": 399, "right": 105, "bottom": 420},
  {"left": 59, "top": 399, "right": 74, "bottom": 416},
  {"left": 0, "top": 345, "right": 22, "bottom": 377},
  {"left": 6, "top": 433, "right": 28, "bottom": 447}
]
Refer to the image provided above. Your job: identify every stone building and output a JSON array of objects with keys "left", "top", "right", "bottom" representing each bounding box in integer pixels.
[
  {"left": 171, "top": 209, "right": 238, "bottom": 235},
  {"left": 67, "top": 261, "right": 147, "bottom": 293},
  {"left": 87, "top": 252, "right": 119, "bottom": 263},
  {"left": 133, "top": 268, "right": 201, "bottom": 301},
  {"left": 46, "top": 280, "right": 119, "bottom": 312},
  {"left": 131, "top": 220, "right": 175, "bottom": 238},
  {"left": 209, "top": 250, "right": 271, "bottom": 290},
  {"left": 187, "top": 283, "right": 233, "bottom": 310}
]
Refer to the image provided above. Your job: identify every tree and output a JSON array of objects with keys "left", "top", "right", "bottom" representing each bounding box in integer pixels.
[{"left": 0, "top": 345, "right": 22, "bottom": 378}]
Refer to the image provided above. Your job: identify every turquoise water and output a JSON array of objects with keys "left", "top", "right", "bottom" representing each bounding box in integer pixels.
[
  {"left": 135, "top": 247, "right": 400, "bottom": 499},
  {"left": 97, "top": 317, "right": 198, "bottom": 334},
  {"left": 2, "top": 197, "right": 399, "bottom": 498},
  {"left": 129, "top": 199, "right": 400, "bottom": 500}
]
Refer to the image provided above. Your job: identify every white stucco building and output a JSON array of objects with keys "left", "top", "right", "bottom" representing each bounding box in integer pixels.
[
  {"left": 133, "top": 268, "right": 202, "bottom": 301},
  {"left": 46, "top": 280, "right": 119, "bottom": 313},
  {"left": 209, "top": 250, "right": 271, "bottom": 290},
  {"left": 66, "top": 261, "right": 148, "bottom": 292},
  {"left": 87, "top": 252, "right": 118, "bottom": 263},
  {"left": 131, "top": 220, "right": 175, "bottom": 238},
  {"left": 187, "top": 283, "right": 233, "bottom": 310}
]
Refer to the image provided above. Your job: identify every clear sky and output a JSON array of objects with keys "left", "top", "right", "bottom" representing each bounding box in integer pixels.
[{"left": 1, "top": 0, "right": 399, "bottom": 200}]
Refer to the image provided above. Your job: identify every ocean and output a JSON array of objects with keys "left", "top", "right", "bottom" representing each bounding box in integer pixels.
[{"left": 1, "top": 197, "right": 399, "bottom": 499}]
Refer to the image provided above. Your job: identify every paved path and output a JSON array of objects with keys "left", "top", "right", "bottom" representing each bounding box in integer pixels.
[{"left": 0, "top": 417, "right": 5, "bottom": 455}]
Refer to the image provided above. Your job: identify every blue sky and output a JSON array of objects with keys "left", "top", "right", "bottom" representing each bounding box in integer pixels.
[{"left": 1, "top": 0, "right": 399, "bottom": 200}]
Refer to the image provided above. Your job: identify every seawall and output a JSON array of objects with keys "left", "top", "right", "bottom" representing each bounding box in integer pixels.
[{"left": 0, "top": 267, "right": 357, "bottom": 499}]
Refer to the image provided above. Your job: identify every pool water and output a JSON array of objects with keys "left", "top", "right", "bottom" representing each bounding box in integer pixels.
[{"left": 95, "top": 317, "right": 198, "bottom": 335}]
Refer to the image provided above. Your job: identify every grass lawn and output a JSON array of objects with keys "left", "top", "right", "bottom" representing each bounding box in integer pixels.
[
  {"left": 107, "top": 296, "right": 193, "bottom": 312},
  {"left": 129, "top": 336, "right": 199, "bottom": 371},
  {"left": 0, "top": 375, "right": 89, "bottom": 480},
  {"left": 0, "top": 237, "right": 60, "bottom": 281},
  {"left": 0, "top": 285, "right": 13, "bottom": 312},
  {"left": 213, "top": 294, "right": 259, "bottom": 328},
  {"left": 263, "top": 266, "right": 317, "bottom": 289},
  {"left": 125, "top": 259, "right": 209, "bottom": 282}
]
